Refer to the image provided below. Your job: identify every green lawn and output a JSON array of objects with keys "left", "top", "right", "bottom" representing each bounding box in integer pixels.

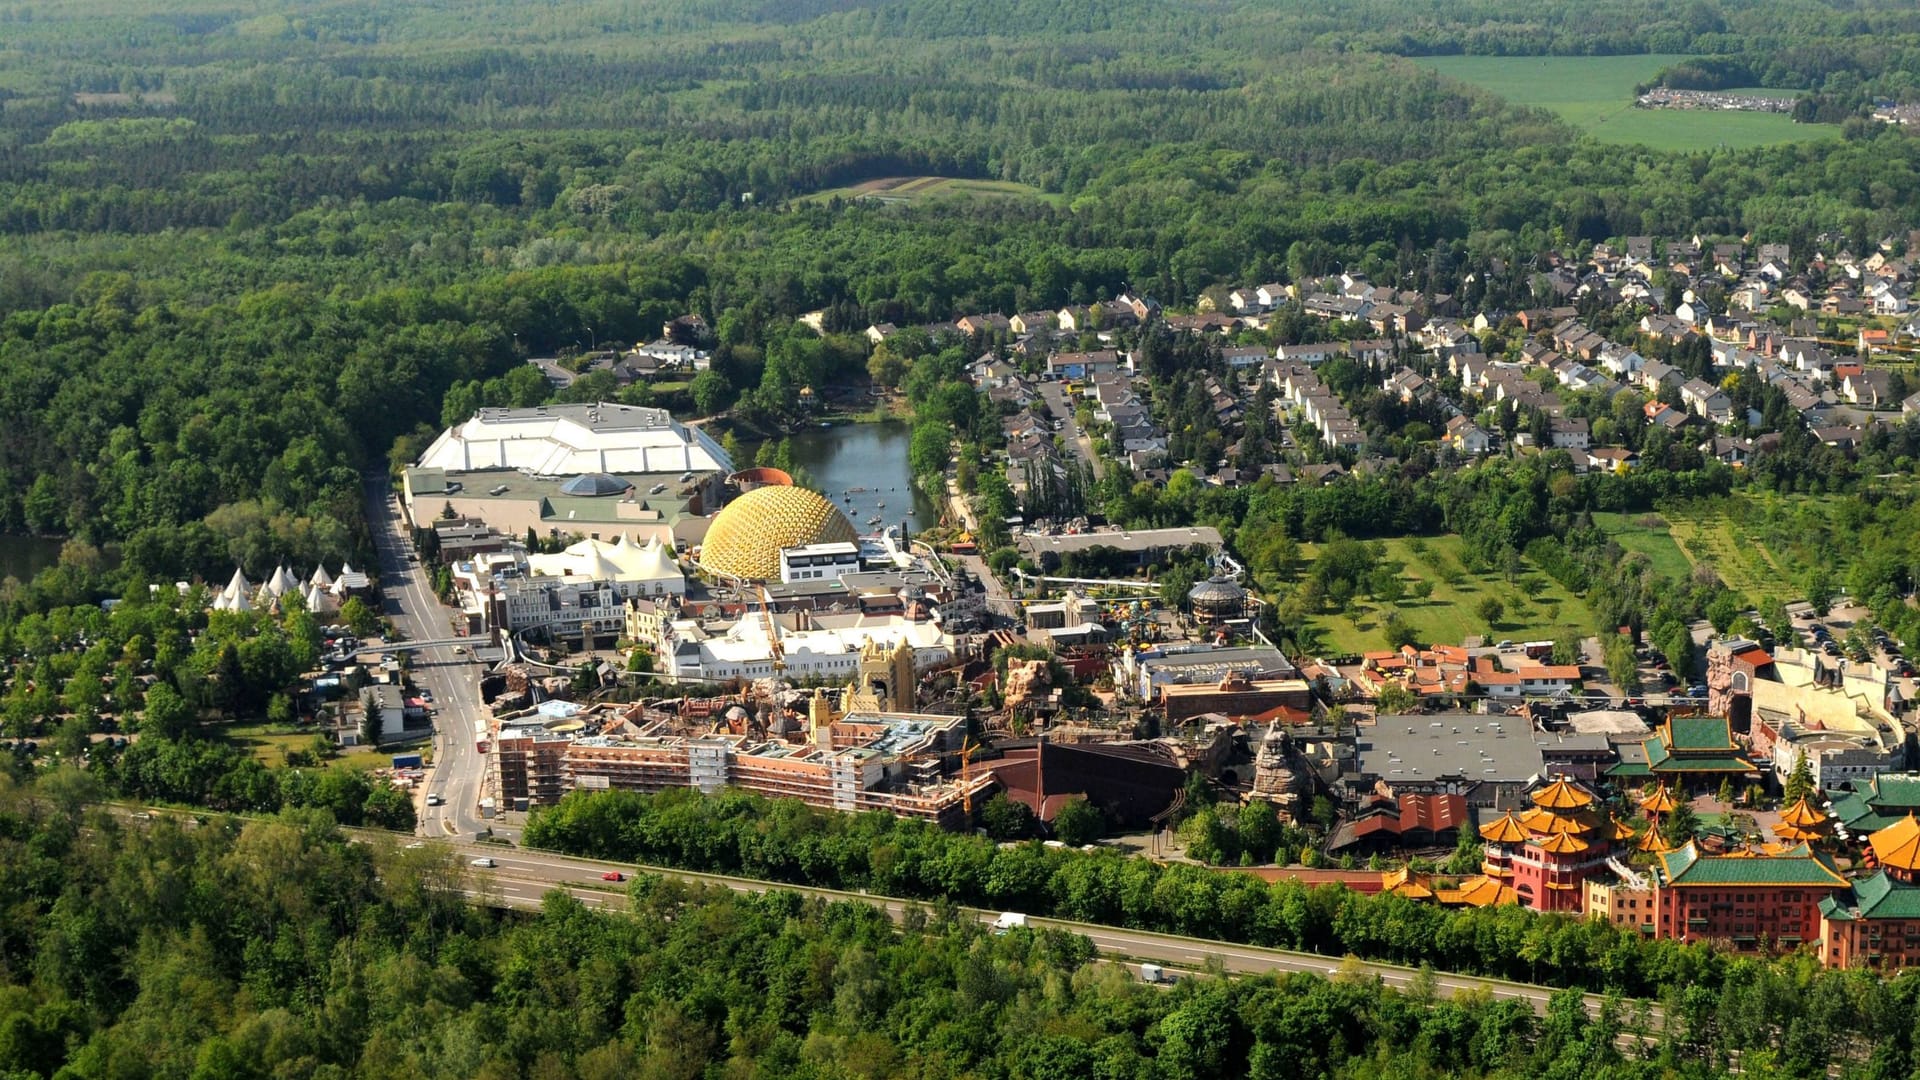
[
  {"left": 1414, "top": 55, "right": 1840, "bottom": 150},
  {"left": 1591, "top": 511, "right": 1694, "bottom": 582},
  {"left": 799, "top": 175, "right": 1063, "bottom": 208},
  {"left": 220, "top": 721, "right": 408, "bottom": 772},
  {"left": 1299, "top": 535, "right": 1595, "bottom": 655}
]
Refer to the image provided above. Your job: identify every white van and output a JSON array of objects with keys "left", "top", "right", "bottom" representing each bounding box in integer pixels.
[{"left": 470, "top": 857, "right": 495, "bottom": 868}]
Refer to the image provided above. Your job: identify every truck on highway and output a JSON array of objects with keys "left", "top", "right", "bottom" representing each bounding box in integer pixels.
[
  {"left": 1139, "top": 963, "right": 1175, "bottom": 984},
  {"left": 474, "top": 719, "right": 490, "bottom": 753},
  {"left": 991, "top": 911, "right": 1027, "bottom": 933}
]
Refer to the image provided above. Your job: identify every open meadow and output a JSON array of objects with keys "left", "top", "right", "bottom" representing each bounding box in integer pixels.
[{"left": 1414, "top": 54, "right": 1841, "bottom": 150}]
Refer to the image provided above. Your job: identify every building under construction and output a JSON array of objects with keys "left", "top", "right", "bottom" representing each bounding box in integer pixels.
[{"left": 492, "top": 693, "right": 992, "bottom": 826}]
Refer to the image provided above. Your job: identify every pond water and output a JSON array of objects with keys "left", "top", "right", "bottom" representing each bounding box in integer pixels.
[
  {"left": 0, "top": 534, "right": 64, "bottom": 582},
  {"left": 779, "top": 421, "right": 941, "bottom": 532}
]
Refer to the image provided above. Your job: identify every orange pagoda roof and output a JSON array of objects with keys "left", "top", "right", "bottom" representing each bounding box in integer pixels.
[
  {"left": 1435, "top": 875, "right": 1520, "bottom": 907},
  {"left": 1607, "top": 818, "right": 1638, "bottom": 842},
  {"left": 1479, "top": 812, "right": 1529, "bottom": 844},
  {"left": 1534, "top": 832, "right": 1592, "bottom": 854},
  {"left": 1869, "top": 814, "right": 1920, "bottom": 873},
  {"left": 1381, "top": 867, "right": 1433, "bottom": 899},
  {"left": 1530, "top": 777, "right": 1596, "bottom": 810},
  {"left": 1777, "top": 796, "right": 1829, "bottom": 828},
  {"left": 1771, "top": 819, "right": 1832, "bottom": 843},
  {"left": 1639, "top": 785, "right": 1678, "bottom": 814},
  {"left": 1636, "top": 829, "right": 1674, "bottom": 853},
  {"left": 1517, "top": 807, "right": 1553, "bottom": 831},
  {"left": 1534, "top": 811, "right": 1600, "bottom": 836}
]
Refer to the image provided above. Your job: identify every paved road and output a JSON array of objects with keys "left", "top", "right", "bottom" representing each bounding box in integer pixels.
[
  {"left": 1037, "top": 380, "right": 1104, "bottom": 480},
  {"left": 955, "top": 552, "right": 1019, "bottom": 619},
  {"left": 361, "top": 476, "right": 493, "bottom": 840},
  {"left": 406, "top": 832, "right": 1643, "bottom": 1019}
]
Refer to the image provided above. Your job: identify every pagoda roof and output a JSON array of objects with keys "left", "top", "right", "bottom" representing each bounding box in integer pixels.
[
  {"left": 1535, "top": 811, "right": 1600, "bottom": 836},
  {"left": 1640, "top": 785, "right": 1679, "bottom": 813},
  {"left": 1869, "top": 814, "right": 1920, "bottom": 873},
  {"left": 1777, "top": 796, "right": 1829, "bottom": 828},
  {"left": 1606, "top": 818, "right": 1638, "bottom": 841},
  {"left": 1771, "top": 820, "right": 1832, "bottom": 843},
  {"left": 1534, "top": 832, "right": 1591, "bottom": 854},
  {"left": 1479, "top": 813, "right": 1529, "bottom": 844},
  {"left": 1636, "top": 828, "right": 1674, "bottom": 853},
  {"left": 1530, "top": 776, "right": 1596, "bottom": 809},
  {"left": 1435, "top": 875, "right": 1519, "bottom": 907}
]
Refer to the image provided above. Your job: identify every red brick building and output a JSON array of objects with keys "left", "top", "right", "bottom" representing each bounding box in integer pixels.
[
  {"left": 1652, "top": 842, "right": 1847, "bottom": 952},
  {"left": 1820, "top": 815, "right": 1920, "bottom": 969}
]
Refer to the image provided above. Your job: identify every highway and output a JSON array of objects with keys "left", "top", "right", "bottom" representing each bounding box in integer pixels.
[
  {"left": 409, "top": 832, "right": 1644, "bottom": 1019},
  {"left": 360, "top": 476, "right": 494, "bottom": 840}
]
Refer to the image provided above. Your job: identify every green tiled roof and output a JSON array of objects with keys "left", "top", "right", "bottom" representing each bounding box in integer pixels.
[
  {"left": 1668, "top": 717, "right": 1738, "bottom": 751},
  {"left": 1823, "top": 871, "right": 1920, "bottom": 921},
  {"left": 1870, "top": 774, "right": 1920, "bottom": 807},
  {"left": 1853, "top": 872, "right": 1920, "bottom": 919},
  {"left": 1657, "top": 842, "right": 1847, "bottom": 887},
  {"left": 1648, "top": 754, "right": 1755, "bottom": 774},
  {"left": 1832, "top": 778, "right": 1920, "bottom": 834},
  {"left": 1608, "top": 761, "right": 1652, "bottom": 777},
  {"left": 1640, "top": 726, "right": 1753, "bottom": 774}
]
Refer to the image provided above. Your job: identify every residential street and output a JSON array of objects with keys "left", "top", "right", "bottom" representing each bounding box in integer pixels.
[{"left": 1037, "top": 379, "right": 1105, "bottom": 480}]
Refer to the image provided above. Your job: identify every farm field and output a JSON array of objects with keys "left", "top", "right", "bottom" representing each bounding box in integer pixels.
[
  {"left": 1413, "top": 55, "right": 1841, "bottom": 150},
  {"left": 1590, "top": 511, "right": 1695, "bottom": 582},
  {"left": 1654, "top": 497, "right": 1835, "bottom": 606},
  {"left": 799, "top": 175, "right": 1063, "bottom": 207},
  {"left": 1300, "top": 534, "right": 1594, "bottom": 655}
]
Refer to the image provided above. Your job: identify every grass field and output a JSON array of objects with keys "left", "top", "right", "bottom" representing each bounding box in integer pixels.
[
  {"left": 1590, "top": 511, "right": 1694, "bottom": 581},
  {"left": 1414, "top": 55, "right": 1841, "bottom": 150},
  {"left": 222, "top": 721, "right": 401, "bottom": 772},
  {"left": 1300, "top": 535, "right": 1594, "bottom": 654},
  {"left": 800, "top": 175, "right": 1063, "bottom": 207}
]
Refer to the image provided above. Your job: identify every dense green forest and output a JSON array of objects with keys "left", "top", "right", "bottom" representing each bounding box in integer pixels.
[
  {"left": 0, "top": 783, "right": 1907, "bottom": 1079},
  {"left": 3, "top": 0, "right": 1920, "bottom": 584}
]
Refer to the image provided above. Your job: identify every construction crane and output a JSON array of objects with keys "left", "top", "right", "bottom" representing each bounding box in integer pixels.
[
  {"left": 908, "top": 736, "right": 982, "bottom": 813},
  {"left": 755, "top": 583, "right": 787, "bottom": 675}
]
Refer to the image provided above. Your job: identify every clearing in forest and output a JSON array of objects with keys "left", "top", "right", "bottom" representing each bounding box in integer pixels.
[
  {"left": 1414, "top": 54, "right": 1840, "bottom": 150},
  {"left": 799, "top": 176, "right": 1062, "bottom": 207}
]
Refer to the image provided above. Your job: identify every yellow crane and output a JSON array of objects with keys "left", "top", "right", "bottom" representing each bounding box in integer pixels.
[{"left": 755, "top": 583, "right": 787, "bottom": 675}]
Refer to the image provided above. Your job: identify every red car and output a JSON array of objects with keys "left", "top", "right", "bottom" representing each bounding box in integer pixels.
[{"left": 601, "top": 871, "right": 625, "bottom": 882}]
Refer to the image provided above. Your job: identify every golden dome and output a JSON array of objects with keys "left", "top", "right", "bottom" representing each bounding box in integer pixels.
[{"left": 699, "top": 485, "right": 857, "bottom": 581}]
